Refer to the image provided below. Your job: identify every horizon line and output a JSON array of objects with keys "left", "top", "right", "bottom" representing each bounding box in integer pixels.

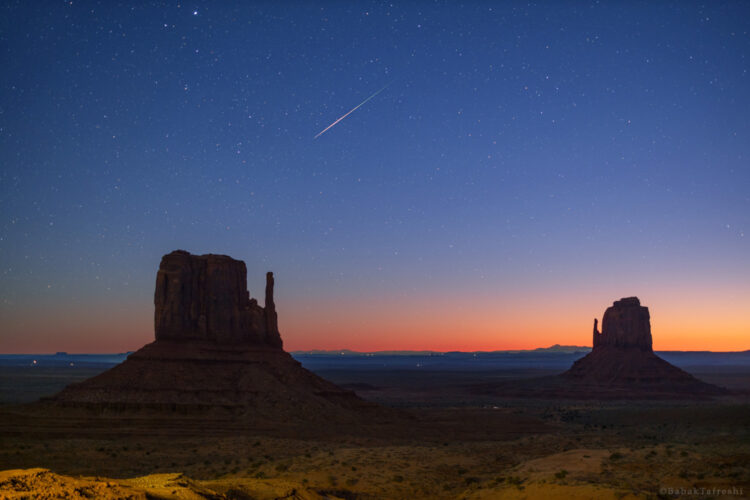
[{"left": 3, "top": 346, "right": 749, "bottom": 356}]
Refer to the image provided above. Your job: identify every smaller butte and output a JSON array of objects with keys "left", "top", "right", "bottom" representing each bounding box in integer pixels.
[{"left": 562, "top": 297, "right": 724, "bottom": 395}]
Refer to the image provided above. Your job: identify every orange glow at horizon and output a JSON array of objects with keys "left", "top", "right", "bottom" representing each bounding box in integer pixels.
[
  {"left": 281, "top": 290, "right": 750, "bottom": 353},
  {"left": 1, "top": 302, "right": 152, "bottom": 354},
  {"left": 2, "top": 289, "right": 748, "bottom": 353}
]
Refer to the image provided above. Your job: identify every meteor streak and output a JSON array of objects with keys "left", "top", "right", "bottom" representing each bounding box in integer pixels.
[{"left": 314, "top": 83, "right": 390, "bottom": 139}]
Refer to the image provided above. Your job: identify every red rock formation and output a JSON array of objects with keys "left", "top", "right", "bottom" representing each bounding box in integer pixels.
[
  {"left": 592, "top": 297, "right": 652, "bottom": 351},
  {"left": 564, "top": 297, "right": 724, "bottom": 395},
  {"left": 53, "top": 251, "right": 379, "bottom": 419},
  {"left": 154, "top": 250, "right": 282, "bottom": 348}
]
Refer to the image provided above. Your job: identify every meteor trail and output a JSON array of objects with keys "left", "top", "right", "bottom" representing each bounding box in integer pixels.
[{"left": 314, "top": 83, "right": 390, "bottom": 139}]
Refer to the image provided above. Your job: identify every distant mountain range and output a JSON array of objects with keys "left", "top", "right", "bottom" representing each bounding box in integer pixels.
[
  {"left": 290, "top": 345, "right": 594, "bottom": 356},
  {"left": 4, "top": 345, "right": 750, "bottom": 360}
]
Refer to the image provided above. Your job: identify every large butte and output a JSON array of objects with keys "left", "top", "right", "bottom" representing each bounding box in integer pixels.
[{"left": 52, "top": 250, "right": 381, "bottom": 423}]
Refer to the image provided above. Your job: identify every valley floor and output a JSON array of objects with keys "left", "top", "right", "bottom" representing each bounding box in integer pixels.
[{"left": 1, "top": 364, "right": 748, "bottom": 499}]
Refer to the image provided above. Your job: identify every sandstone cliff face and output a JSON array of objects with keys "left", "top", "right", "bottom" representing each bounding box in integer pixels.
[
  {"left": 592, "top": 297, "right": 652, "bottom": 351},
  {"left": 53, "top": 250, "right": 380, "bottom": 419},
  {"left": 563, "top": 296, "right": 724, "bottom": 396},
  {"left": 154, "top": 250, "right": 282, "bottom": 348}
]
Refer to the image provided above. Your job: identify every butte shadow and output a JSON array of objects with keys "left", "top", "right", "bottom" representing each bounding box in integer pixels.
[
  {"left": 44, "top": 250, "right": 390, "bottom": 429},
  {"left": 471, "top": 297, "right": 728, "bottom": 400}
]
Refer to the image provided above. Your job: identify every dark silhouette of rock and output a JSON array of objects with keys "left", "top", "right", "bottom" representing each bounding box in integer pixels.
[
  {"left": 52, "top": 250, "right": 382, "bottom": 421},
  {"left": 264, "top": 271, "right": 278, "bottom": 338},
  {"left": 592, "top": 297, "right": 652, "bottom": 351},
  {"left": 154, "top": 250, "right": 282, "bottom": 348},
  {"left": 563, "top": 297, "right": 725, "bottom": 396},
  {"left": 470, "top": 297, "right": 728, "bottom": 400}
]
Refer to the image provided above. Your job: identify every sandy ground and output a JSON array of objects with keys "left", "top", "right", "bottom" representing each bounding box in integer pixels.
[
  {"left": 1, "top": 364, "right": 748, "bottom": 499},
  {"left": 1, "top": 400, "right": 749, "bottom": 499},
  {"left": 1, "top": 439, "right": 747, "bottom": 499}
]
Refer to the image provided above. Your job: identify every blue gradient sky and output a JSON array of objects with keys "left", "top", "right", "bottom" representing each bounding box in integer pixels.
[{"left": 1, "top": 1, "right": 749, "bottom": 352}]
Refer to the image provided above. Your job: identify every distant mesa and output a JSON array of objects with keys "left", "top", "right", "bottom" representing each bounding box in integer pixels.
[
  {"left": 562, "top": 297, "right": 725, "bottom": 396},
  {"left": 52, "top": 250, "right": 380, "bottom": 421}
]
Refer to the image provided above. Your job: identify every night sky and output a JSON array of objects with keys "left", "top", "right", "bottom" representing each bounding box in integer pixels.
[{"left": 2, "top": 1, "right": 749, "bottom": 353}]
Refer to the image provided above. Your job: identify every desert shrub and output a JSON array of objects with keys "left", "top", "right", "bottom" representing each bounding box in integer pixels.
[
  {"left": 554, "top": 470, "right": 568, "bottom": 479},
  {"left": 457, "top": 468, "right": 468, "bottom": 476},
  {"left": 346, "top": 478, "right": 359, "bottom": 486},
  {"left": 609, "top": 452, "right": 624, "bottom": 460},
  {"left": 392, "top": 475, "right": 404, "bottom": 482},
  {"left": 464, "top": 477, "right": 480, "bottom": 485},
  {"left": 275, "top": 463, "right": 288, "bottom": 472},
  {"left": 507, "top": 476, "right": 523, "bottom": 486}
]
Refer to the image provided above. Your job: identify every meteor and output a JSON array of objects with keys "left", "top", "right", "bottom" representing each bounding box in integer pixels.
[{"left": 314, "top": 83, "right": 390, "bottom": 139}]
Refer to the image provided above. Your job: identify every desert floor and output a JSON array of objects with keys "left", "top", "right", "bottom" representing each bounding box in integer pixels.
[{"left": 0, "top": 364, "right": 748, "bottom": 499}]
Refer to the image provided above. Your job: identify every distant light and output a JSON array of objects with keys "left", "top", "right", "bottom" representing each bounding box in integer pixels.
[
  {"left": 193, "top": 10, "right": 198, "bottom": 15},
  {"left": 69, "top": 362, "right": 75, "bottom": 367},
  {"left": 32, "top": 360, "right": 37, "bottom": 365}
]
